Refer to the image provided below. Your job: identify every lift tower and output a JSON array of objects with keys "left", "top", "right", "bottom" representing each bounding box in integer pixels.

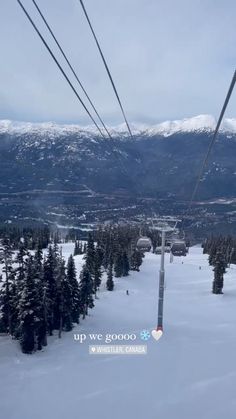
[{"left": 151, "top": 217, "right": 180, "bottom": 332}]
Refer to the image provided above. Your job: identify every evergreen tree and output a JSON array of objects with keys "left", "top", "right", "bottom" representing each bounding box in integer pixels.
[
  {"left": 67, "top": 255, "right": 80, "bottom": 323},
  {"left": 102, "top": 232, "right": 112, "bottom": 270},
  {"left": 43, "top": 246, "right": 57, "bottom": 335},
  {"left": 62, "top": 279, "right": 73, "bottom": 332},
  {"left": 122, "top": 251, "right": 130, "bottom": 276},
  {"left": 33, "top": 247, "right": 47, "bottom": 349},
  {"left": 212, "top": 251, "right": 227, "bottom": 294},
  {"left": 130, "top": 249, "right": 143, "bottom": 271},
  {"left": 79, "top": 266, "right": 94, "bottom": 319},
  {"left": 93, "top": 248, "right": 102, "bottom": 296},
  {"left": 85, "top": 234, "right": 95, "bottom": 275},
  {"left": 0, "top": 238, "right": 15, "bottom": 334},
  {"left": 56, "top": 259, "right": 73, "bottom": 337},
  {"left": 15, "top": 242, "right": 28, "bottom": 283},
  {"left": 114, "top": 250, "right": 123, "bottom": 278},
  {"left": 209, "top": 245, "right": 217, "bottom": 266},
  {"left": 106, "top": 262, "right": 114, "bottom": 291},
  {"left": 18, "top": 257, "right": 40, "bottom": 353}
]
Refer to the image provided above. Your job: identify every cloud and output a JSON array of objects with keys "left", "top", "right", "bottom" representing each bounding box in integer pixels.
[{"left": 0, "top": 0, "right": 235, "bottom": 124}]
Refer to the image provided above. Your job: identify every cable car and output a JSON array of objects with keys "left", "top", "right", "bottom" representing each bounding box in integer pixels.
[
  {"left": 171, "top": 240, "right": 187, "bottom": 256},
  {"left": 136, "top": 236, "right": 152, "bottom": 252}
]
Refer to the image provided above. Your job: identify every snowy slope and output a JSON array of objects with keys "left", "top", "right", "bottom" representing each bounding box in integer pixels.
[
  {"left": 1, "top": 114, "right": 236, "bottom": 138},
  {"left": 1, "top": 245, "right": 236, "bottom": 419}
]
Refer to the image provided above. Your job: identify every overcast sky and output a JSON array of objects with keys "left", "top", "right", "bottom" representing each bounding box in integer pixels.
[{"left": 0, "top": 0, "right": 235, "bottom": 125}]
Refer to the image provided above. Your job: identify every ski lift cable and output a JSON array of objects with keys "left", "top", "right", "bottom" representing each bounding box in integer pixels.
[
  {"left": 31, "top": 0, "right": 113, "bottom": 140},
  {"left": 182, "top": 69, "right": 236, "bottom": 228},
  {"left": 16, "top": 0, "right": 106, "bottom": 139},
  {"left": 78, "top": 0, "right": 133, "bottom": 139},
  {"left": 17, "top": 0, "right": 131, "bottom": 176}
]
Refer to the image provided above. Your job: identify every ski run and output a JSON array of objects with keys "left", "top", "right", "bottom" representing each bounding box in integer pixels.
[{"left": 1, "top": 244, "right": 236, "bottom": 419}]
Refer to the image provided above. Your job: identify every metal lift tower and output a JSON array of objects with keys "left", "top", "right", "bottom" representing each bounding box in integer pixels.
[{"left": 151, "top": 217, "right": 181, "bottom": 332}]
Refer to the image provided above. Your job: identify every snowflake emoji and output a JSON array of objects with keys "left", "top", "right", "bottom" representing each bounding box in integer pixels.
[{"left": 140, "top": 330, "right": 151, "bottom": 341}]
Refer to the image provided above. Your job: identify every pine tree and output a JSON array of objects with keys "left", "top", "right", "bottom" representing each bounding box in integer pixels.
[
  {"left": 122, "top": 251, "right": 130, "bottom": 276},
  {"left": 94, "top": 248, "right": 102, "bottom": 296},
  {"left": 33, "top": 247, "right": 47, "bottom": 349},
  {"left": 62, "top": 276, "right": 73, "bottom": 332},
  {"left": 79, "top": 265, "right": 94, "bottom": 319},
  {"left": 212, "top": 251, "right": 227, "bottom": 294},
  {"left": 56, "top": 259, "right": 73, "bottom": 337},
  {"left": 15, "top": 242, "right": 28, "bottom": 283},
  {"left": 106, "top": 262, "right": 114, "bottom": 291},
  {"left": 0, "top": 269, "right": 16, "bottom": 334},
  {"left": 130, "top": 249, "right": 143, "bottom": 271},
  {"left": 85, "top": 234, "right": 95, "bottom": 275},
  {"left": 18, "top": 257, "right": 40, "bottom": 353},
  {"left": 209, "top": 245, "right": 217, "bottom": 266},
  {"left": 67, "top": 255, "right": 80, "bottom": 324},
  {"left": 102, "top": 232, "right": 112, "bottom": 270},
  {"left": 0, "top": 238, "right": 15, "bottom": 334},
  {"left": 114, "top": 250, "right": 123, "bottom": 278},
  {"left": 43, "top": 246, "right": 57, "bottom": 335}
]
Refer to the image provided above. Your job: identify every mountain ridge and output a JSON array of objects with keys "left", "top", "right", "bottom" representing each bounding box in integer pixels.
[{"left": 1, "top": 114, "right": 236, "bottom": 138}]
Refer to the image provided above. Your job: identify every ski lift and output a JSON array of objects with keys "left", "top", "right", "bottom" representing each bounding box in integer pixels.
[
  {"left": 170, "top": 240, "right": 187, "bottom": 256},
  {"left": 136, "top": 236, "right": 152, "bottom": 252},
  {"left": 150, "top": 217, "right": 181, "bottom": 233}
]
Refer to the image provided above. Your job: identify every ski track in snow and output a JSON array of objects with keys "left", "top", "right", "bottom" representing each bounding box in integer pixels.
[{"left": 1, "top": 245, "right": 236, "bottom": 419}]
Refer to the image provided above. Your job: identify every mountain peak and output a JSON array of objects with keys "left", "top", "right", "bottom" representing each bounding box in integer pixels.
[{"left": 1, "top": 114, "right": 236, "bottom": 138}]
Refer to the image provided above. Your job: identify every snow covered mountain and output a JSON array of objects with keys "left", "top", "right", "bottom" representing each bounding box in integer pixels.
[
  {"left": 1, "top": 115, "right": 236, "bottom": 225},
  {"left": 1, "top": 114, "right": 236, "bottom": 138}
]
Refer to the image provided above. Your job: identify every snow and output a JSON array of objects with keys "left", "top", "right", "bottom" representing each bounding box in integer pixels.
[
  {"left": 222, "top": 118, "right": 236, "bottom": 132},
  {"left": 1, "top": 115, "right": 236, "bottom": 138},
  {"left": 148, "top": 114, "right": 216, "bottom": 136},
  {"left": 1, "top": 245, "right": 236, "bottom": 419}
]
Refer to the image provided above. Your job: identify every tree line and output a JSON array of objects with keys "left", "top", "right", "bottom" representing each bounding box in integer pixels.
[
  {"left": 0, "top": 224, "right": 50, "bottom": 250},
  {"left": 0, "top": 224, "right": 145, "bottom": 354}
]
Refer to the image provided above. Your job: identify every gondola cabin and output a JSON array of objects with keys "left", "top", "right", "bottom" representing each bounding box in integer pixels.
[
  {"left": 136, "top": 236, "right": 152, "bottom": 252},
  {"left": 171, "top": 240, "right": 187, "bottom": 256}
]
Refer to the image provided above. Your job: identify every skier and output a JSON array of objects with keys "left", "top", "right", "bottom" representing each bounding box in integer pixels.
[{"left": 126, "top": 290, "right": 129, "bottom": 296}]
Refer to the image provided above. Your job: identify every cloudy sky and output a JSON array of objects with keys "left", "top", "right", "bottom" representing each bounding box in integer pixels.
[{"left": 0, "top": 0, "right": 235, "bottom": 125}]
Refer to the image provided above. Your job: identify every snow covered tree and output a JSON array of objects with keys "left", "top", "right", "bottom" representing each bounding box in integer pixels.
[
  {"left": 56, "top": 259, "right": 72, "bottom": 337},
  {"left": 18, "top": 257, "right": 40, "bottom": 353},
  {"left": 93, "top": 248, "right": 102, "bottom": 296},
  {"left": 209, "top": 245, "right": 217, "bottom": 266},
  {"left": 212, "top": 251, "right": 227, "bottom": 294},
  {"left": 0, "top": 238, "right": 15, "bottom": 334},
  {"left": 114, "top": 250, "right": 123, "bottom": 278},
  {"left": 67, "top": 255, "right": 80, "bottom": 324},
  {"left": 122, "top": 251, "right": 130, "bottom": 277},
  {"left": 15, "top": 242, "right": 28, "bottom": 284},
  {"left": 79, "top": 265, "right": 94, "bottom": 319},
  {"left": 85, "top": 234, "right": 95, "bottom": 274},
  {"left": 43, "top": 246, "right": 57, "bottom": 335},
  {"left": 130, "top": 249, "right": 143, "bottom": 271},
  {"left": 106, "top": 262, "right": 114, "bottom": 291},
  {"left": 33, "top": 248, "right": 47, "bottom": 349}
]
